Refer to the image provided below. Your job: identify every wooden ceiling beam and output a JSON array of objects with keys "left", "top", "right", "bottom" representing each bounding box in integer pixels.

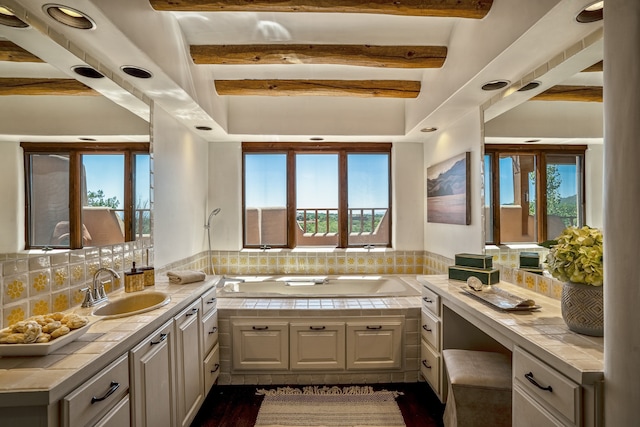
[
  {"left": 532, "top": 85, "right": 602, "bottom": 103},
  {"left": 0, "top": 78, "right": 98, "bottom": 96},
  {"left": 0, "top": 41, "right": 43, "bottom": 62},
  {"left": 150, "top": 0, "right": 493, "bottom": 19},
  {"left": 191, "top": 44, "right": 447, "bottom": 68},
  {"left": 215, "top": 79, "right": 421, "bottom": 98},
  {"left": 582, "top": 60, "right": 603, "bottom": 72}
]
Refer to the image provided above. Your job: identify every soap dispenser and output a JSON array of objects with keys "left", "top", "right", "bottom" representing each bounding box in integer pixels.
[{"left": 125, "top": 262, "right": 144, "bottom": 292}]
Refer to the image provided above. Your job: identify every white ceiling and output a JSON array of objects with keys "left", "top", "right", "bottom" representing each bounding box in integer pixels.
[{"left": 0, "top": 0, "right": 604, "bottom": 144}]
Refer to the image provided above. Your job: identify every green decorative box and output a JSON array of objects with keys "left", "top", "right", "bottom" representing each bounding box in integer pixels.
[
  {"left": 448, "top": 266, "right": 500, "bottom": 285},
  {"left": 521, "top": 267, "right": 544, "bottom": 275},
  {"left": 519, "top": 252, "right": 540, "bottom": 268},
  {"left": 454, "top": 253, "right": 493, "bottom": 269}
]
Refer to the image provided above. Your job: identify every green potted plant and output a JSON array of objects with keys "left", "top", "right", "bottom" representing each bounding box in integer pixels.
[{"left": 543, "top": 226, "right": 603, "bottom": 336}]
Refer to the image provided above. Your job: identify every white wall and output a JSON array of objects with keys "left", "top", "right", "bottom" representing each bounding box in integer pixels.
[
  {"left": 585, "top": 144, "right": 604, "bottom": 228},
  {"left": 0, "top": 142, "right": 24, "bottom": 253},
  {"left": 152, "top": 105, "right": 210, "bottom": 267},
  {"left": 207, "top": 141, "right": 425, "bottom": 251},
  {"left": 424, "top": 109, "right": 485, "bottom": 258}
]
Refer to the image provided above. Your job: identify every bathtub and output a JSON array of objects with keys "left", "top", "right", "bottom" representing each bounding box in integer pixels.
[{"left": 216, "top": 275, "right": 420, "bottom": 298}]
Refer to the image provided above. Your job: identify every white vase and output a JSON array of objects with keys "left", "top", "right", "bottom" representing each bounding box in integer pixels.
[{"left": 561, "top": 281, "right": 604, "bottom": 337}]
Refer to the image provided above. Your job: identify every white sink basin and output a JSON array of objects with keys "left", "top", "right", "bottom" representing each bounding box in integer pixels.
[{"left": 92, "top": 291, "right": 170, "bottom": 318}]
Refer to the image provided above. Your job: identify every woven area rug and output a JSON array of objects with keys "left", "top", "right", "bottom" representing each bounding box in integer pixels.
[{"left": 254, "top": 386, "right": 406, "bottom": 427}]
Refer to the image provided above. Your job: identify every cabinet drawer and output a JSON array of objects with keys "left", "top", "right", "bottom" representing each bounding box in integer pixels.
[
  {"left": 290, "top": 322, "right": 346, "bottom": 371},
  {"left": 201, "top": 286, "right": 217, "bottom": 316},
  {"left": 513, "top": 383, "right": 566, "bottom": 427},
  {"left": 420, "top": 339, "right": 441, "bottom": 396},
  {"left": 513, "top": 347, "right": 580, "bottom": 424},
  {"left": 94, "top": 395, "right": 131, "bottom": 427},
  {"left": 346, "top": 320, "right": 403, "bottom": 370},
  {"left": 421, "top": 286, "right": 440, "bottom": 316},
  {"left": 232, "top": 321, "right": 289, "bottom": 370},
  {"left": 63, "top": 354, "right": 129, "bottom": 427},
  {"left": 421, "top": 309, "right": 440, "bottom": 351},
  {"left": 204, "top": 343, "right": 220, "bottom": 395},
  {"left": 202, "top": 308, "right": 219, "bottom": 355}
]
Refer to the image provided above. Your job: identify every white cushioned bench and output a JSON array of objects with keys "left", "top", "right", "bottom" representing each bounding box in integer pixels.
[{"left": 443, "top": 349, "right": 512, "bottom": 427}]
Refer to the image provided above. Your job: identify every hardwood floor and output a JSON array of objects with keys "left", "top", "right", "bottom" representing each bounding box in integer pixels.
[{"left": 191, "top": 382, "right": 445, "bottom": 427}]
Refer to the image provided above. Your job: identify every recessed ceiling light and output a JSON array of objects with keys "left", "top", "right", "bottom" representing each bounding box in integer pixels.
[
  {"left": 420, "top": 127, "right": 438, "bottom": 133},
  {"left": 121, "top": 66, "right": 153, "bottom": 79},
  {"left": 72, "top": 66, "right": 104, "bottom": 79},
  {"left": 481, "top": 80, "right": 510, "bottom": 91},
  {"left": 524, "top": 139, "right": 540, "bottom": 144},
  {"left": 44, "top": 4, "right": 95, "bottom": 29},
  {"left": 195, "top": 126, "right": 212, "bottom": 131},
  {"left": 576, "top": 1, "right": 603, "bottom": 23},
  {"left": 310, "top": 137, "right": 324, "bottom": 141},
  {"left": 79, "top": 137, "right": 96, "bottom": 141},
  {"left": 0, "top": 5, "right": 28, "bottom": 27},
  {"left": 518, "top": 81, "right": 541, "bottom": 91}
]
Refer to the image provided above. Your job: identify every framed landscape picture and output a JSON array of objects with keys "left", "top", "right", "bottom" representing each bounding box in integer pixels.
[{"left": 427, "top": 151, "right": 471, "bottom": 225}]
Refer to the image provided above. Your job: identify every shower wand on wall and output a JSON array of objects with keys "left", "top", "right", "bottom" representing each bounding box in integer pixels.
[{"left": 205, "top": 208, "right": 221, "bottom": 274}]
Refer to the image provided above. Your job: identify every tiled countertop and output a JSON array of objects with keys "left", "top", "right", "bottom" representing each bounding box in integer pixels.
[
  {"left": 417, "top": 275, "right": 604, "bottom": 385},
  {"left": 0, "top": 277, "right": 217, "bottom": 407}
]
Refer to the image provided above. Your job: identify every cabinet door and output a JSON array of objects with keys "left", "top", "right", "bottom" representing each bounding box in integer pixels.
[
  {"left": 346, "top": 320, "right": 403, "bottom": 370},
  {"left": 130, "top": 320, "right": 175, "bottom": 427},
  {"left": 290, "top": 322, "right": 345, "bottom": 370},
  {"left": 175, "top": 300, "right": 204, "bottom": 427},
  {"left": 232, "top": 321, "right": 289, "bottom": 370}
]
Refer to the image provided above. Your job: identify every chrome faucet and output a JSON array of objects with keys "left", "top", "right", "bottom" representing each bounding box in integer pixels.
[
  {"left": 81, "top": 267, "right": 120, "bottom": 308},
  {"left": 218, "top": 275, "right": 245, "bottom": 288}
]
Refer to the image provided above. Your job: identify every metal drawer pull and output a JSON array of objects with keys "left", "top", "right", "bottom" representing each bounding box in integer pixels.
[
  {"left": 211, "top": 364, "right": 220, "bottom": 373},
  {"left": 185, "top": 308, "right": 198, "bottom": 317},
  {"left": 524, "top": 372, "right": 553, "bottom": 392},
  {"left": 422, "top": 360, "right": 431, "bottom": 369},
  {"left": 209, "top": 327, "right": 218, "bottom": 335},
  {"left": 91, "top": 381, "right": 120, "bottom": 404},
  {"left": 423, "top": 297, "right": 433, "bottom": 303},
  {"left": 151, "top": 333, "right": 167, "bottom": 345},
  {"left": 206, "top": 298, "right": 217, "bottom": 304},
  {"left": 309, "top": 326, "right": 326, "bottom": 330},
  {"left": 366, "top": 325, "right": 382, "bottom": 330},
  {"left": 252, "top": 326, "right": 269, "bottom": 330},
  {"left": 422, "top": 324, "right": 432, "bottom": 332}
]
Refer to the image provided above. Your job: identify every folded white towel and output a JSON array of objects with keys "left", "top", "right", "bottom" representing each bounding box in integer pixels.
[{"left": 167, "top": 270, "right": 206, "bottom": 285}]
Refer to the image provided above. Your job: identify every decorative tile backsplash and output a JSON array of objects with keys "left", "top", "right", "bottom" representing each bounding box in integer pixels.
[
  {"left": 1, "top": 243, "right": 564, "bottom": 328},
  {"left": 0, "top": 238, "right": 152, "bottom": 329}
]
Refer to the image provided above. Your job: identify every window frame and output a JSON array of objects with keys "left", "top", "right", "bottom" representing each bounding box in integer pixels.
[
  {"left": 242, "top": 142, "right": 392, "bottom": 249},
  {"left": 21, "top": 142, "right": 150, "bottom": 250},
  {"left": 484, "top": 144, "right": 586, "bottom": 245}
]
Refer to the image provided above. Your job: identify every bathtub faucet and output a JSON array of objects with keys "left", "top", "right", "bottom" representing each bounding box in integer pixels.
[{"left": 218, "top": 276, "right": 245, "bottom": 287}]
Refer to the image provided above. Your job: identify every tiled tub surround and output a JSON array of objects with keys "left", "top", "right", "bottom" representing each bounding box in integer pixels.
[
  {"left": 0, "top": 239, "right": 153, "bottom": 329},
  {"left": 215, "top": 275, "right": 423, "bottom": 386}
]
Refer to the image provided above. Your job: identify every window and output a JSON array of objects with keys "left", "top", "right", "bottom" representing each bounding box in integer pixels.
[
  {"left": 243, "top": 142, "right": 391, "bottom": 249},
  {"left": 22, "top": 142, "right": 150, "bottom": 249},
  {"left": 485, "top": 145, "right": 585, "bottom": 244}
]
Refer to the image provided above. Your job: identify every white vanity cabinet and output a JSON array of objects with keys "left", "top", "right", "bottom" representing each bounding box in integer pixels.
[
  {"left": 62, "top": 354, "right": 130, "bottom": 427},
  {"left": 513, "top": 346, "right": 581, "bottom": 427},
  {"left": 290, "top": 322, "right": 346, "bottom": 370},
  {"left": 346, "top": 319, "right": 403, "bottom": 370},
  {"left": 174, "top": 299, "right": 204, "bottom": 427},
  {"left": 232, "top": 320, "right": 289, "bottom": 370},
  {"left": 130, "top": 319, "right": 175, "bottom": 427},
  {"left": 201, "top": 286, "right": 220, "bottom": 395},
  {"left": 419, "top": 285, "right": 443, "bottom": 400}
]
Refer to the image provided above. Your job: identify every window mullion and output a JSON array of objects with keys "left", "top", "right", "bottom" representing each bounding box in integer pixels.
[
  {"left": 69, "top": 153, "right": 83, "bottom": 249},
  {"left": 124, "top": 150, "right": 133, "bottom": 241},
  {"left": 538, "top": 153, "right": 548, "bottom": 242},
  {"left": 338, "top": 151, "right": 348, "bottom": 248},
  {"left": 287, "top": 150, "right": 296, "bottom": 248}
]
